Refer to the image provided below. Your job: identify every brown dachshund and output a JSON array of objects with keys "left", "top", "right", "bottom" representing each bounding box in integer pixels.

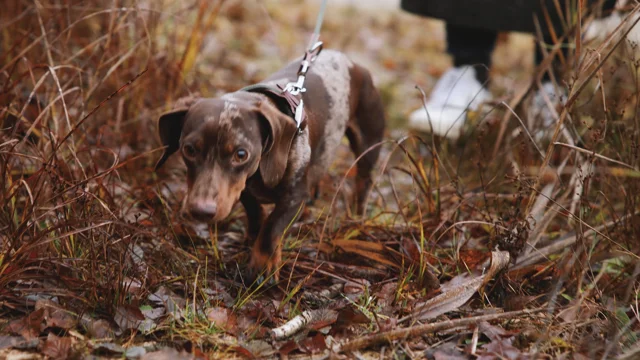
[{"left": 155, "top": 50, "right": 386, "bottom": 279}]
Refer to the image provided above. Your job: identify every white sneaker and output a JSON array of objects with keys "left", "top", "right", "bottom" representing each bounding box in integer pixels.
[
  {"left": 408, "top": 66, "right": 492, "bottom": 140},
  {"left": 527, "top": 81, "right": 567, "bottom": 142},
  {"left": 583, "top": 1, "right": 640, "bottom": 47}
]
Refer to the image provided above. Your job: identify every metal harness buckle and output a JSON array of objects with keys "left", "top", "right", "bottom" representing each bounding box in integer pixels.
[{"left": 282, "top": 41, "right": 323, "bottom": 131}]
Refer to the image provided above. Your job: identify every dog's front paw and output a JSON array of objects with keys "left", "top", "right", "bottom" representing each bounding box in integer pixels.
[{"left": 246, "top": 246, "right": 281, "bottom": 285}]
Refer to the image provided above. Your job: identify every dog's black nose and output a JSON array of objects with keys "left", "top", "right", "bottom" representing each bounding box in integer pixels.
[{"left": 189, "top": 200, "right": 217, "bottom": 221}]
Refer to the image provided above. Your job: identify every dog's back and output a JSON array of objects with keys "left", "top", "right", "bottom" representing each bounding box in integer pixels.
[{"left": 254, "top": 50, "right": 385, "bottom": 208}]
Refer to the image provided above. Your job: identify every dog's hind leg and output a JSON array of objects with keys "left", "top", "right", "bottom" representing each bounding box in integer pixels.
[{"left": 346, "top": 65, "right": 386, "bottom": 216}]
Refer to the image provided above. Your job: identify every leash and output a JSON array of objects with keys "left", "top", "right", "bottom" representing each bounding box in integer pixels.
[{"left": 282, "top": 0, "right": 329, "bottom": 131}]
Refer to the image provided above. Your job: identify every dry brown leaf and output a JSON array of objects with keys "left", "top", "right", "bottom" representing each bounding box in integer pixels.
[
  {"left": 237, "top": 340, "right": 276, "bottom": 359},
  {"left": 479, "top": 321, "right": 518, "bottom": 340},
  {"left": 477, "top": 321, "right": 525, "bottom": 359},
  {"left": 148, "top": 286, "right": 186, "bottom": 318},
  {"left": 299, "top": 333, "right": 327, "bottom": 354},
  {"left": 7, "top": 308, "right": 45, "bottom": 340},
  {"left": 42, "top": 333, "right": 73, "bottom": 360},
  {"left": 331, "top": 239, "right": 399, "bottom": 268},
  {"left": 428, "top": 342, "right": 467, "bottom": 360},
  {"left": 404, "top": 251, "right": 511, "bottom": 322},
  {"left": 141, "top": 347, "right": 195, "bottom": 360},
  {"left": 206, "top": 307, "right": 238, "bottom": 334},
  {"left": 344, "top": 279, "right": 371, "bottom": 295},
  {"left": 86, "top": 319, "right": 115, "bottom": 339},
  {"left": 114, "top": 305, "right": 145, "bottom": 331},
  {"left": 478, "top": 337, "right": 523, "bottom": 360},
  {"left": 0, "top": 336, "right": 37, "bottom": 350},
  {"left": 35, "top": 300, "right": 76, "bottom": 330},
  {"left": 480, "top": 250, "right": 511, "bottom": 290}
]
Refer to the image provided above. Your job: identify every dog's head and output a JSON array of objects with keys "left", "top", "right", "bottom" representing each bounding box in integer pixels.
[{"left": 155, "top": 94, "right": 298, "bottom": 222}]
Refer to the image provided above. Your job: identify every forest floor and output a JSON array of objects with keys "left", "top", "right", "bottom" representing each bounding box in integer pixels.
[{"left": 1, "top": 0, "right": 640, "bottom": 359}]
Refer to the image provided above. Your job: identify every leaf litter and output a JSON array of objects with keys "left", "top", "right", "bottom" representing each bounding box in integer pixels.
[{"left": 1, "top": 0, "right": 640, "bottom": 359}]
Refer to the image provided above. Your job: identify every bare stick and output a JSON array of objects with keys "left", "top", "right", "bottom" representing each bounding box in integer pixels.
[
  {"left": 338, "top": 308, "right": 545, "bottom": 353},
  {"left": 271, "top": 309, "right": 336, "bottom": 340},
  {"left": 553, "top": 142, "right": 637, "bottom": 169}
]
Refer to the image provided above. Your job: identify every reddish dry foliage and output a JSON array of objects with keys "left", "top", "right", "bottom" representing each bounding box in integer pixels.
[{"left": 1, "top": 0, "right": 640, "bottom": 359}]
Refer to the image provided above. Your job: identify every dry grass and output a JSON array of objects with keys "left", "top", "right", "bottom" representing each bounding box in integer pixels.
[{"left": 1, "top": 0, "right": 640, "bottom": 359}]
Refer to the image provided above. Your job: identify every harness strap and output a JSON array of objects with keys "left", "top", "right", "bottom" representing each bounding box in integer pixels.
[{"left": 240, "top": 83, "right": 308, "bottom": 131}]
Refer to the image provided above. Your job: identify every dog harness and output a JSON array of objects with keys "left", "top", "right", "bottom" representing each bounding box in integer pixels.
[
  {"left": 240, "top": 41, "right": 324, "bottom": 134},
  {"left": 240, "top": 83, "right": 308, "bottom": 132}
]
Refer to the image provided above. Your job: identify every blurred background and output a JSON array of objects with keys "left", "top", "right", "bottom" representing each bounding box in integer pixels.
[{"left": 2, "top": 0, "right": 640, "bottom": 358}]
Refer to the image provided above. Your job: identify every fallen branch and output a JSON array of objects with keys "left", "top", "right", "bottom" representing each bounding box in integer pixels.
[
  {"left": 338, "top": 308, "right": 545, "bottom": 353},
  {"left": 271, "top": 309, "right": 337, "bottom": 341}
]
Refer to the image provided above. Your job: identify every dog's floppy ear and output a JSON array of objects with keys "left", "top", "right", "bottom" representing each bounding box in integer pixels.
[
  {"left": 155, "top": 108, "right": 188, "bottom": 171},
  {"left": 256, "top": 100, "right": 298, "bottom": 188}
]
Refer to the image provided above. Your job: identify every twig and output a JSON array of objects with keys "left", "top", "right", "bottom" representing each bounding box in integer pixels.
[
  {"left": 514, "top": 213, "right": 635, "bottom": 269},
  {"left": 271, "top": 309, "right": 336, "bottom": 340},
  {"left": 525, "top": 3, "right": 640, "bottom": 217},
  {"left": 337, "top": 308, "right": 545, "bottom": 353},
  {"left": 501, "top": 101, "right": 545, "bottom": 160},
  {"left": 553, "top": 142, "right": 637, "bottom": 170}
]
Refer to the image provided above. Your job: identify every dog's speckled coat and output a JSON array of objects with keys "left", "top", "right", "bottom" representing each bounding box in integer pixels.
[{"left": 155, "top": 50, "right": 386, "bottom": 279}]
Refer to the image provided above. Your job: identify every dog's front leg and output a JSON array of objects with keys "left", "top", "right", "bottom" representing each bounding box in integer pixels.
[
  {"left": 240, "top": 191, "right": 264, "bottom": 246},
  {"left": 247, "top": 183, "right": 308, "bottom": 281}
]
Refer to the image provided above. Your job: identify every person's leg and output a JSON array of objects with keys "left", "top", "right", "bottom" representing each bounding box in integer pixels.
[
  {"left": 408, "top": 23, "right": 497, "bottom": 139},
  {"left": 447, "top": 23, "right": 497, "bottom": 85},
  {"left": 529, "top": 0, "right": 620, "bottom": 139}
]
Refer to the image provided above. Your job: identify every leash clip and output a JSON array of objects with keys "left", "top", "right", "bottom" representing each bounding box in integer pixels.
[
  {"left": 283, "top": 41, "right": 324, "bottom": 97},
  {"left": 283, "top": 77, "right": 307, "bottom": 96},
  {"left": 282, "top": 41, "right": 323, "bottom": 130}
]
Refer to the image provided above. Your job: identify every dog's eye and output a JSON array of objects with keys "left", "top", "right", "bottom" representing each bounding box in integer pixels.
[
  {"left": 233, "top": 148, "right": 249, "bottom": 163},
  {"left": 182, "top": 144, "right": 197, "bottom": 160}
]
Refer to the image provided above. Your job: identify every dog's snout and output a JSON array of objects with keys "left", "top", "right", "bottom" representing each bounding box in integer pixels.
[{"left": 189, "top": 200, "right": 217, "bottom": 220}]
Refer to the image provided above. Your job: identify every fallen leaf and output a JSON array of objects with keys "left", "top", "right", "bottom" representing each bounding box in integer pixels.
[
  {"left": 298, "top": 333, "right": 327, "bottom": 354},
  {"left": 333, "top": 307, "right": 370, "bottom": 331},
  {"left": 122, "top": 277, "right": 144, "bottom": 295},
  {"left": 479, "top": 321, "right": 517, "bottom": 341},
  {"left": 148, "top": 286, "right": 186, "bottom": 319},
  {"left": 331, "top": 239, "right": 399, "bottom": 268},
  {"left": 141, "top": 306, "right": 166, "bottom": 321},
  {"left": 206, "top": 307, "right": 238, "bottom": 334},
  {"left": 459, "top": 249, "right": 490, "bottom": 270},
  {"left": 377, "top": 317, "right": 398, "bottom": 332},
  {"left": 344, "top": 279, "right": 371, "bottom": 295},
  {"left": 477, "top": 337, "right": 523, "bottom": 360},
  {"left": 374, "top": 282, "right": 398, "bottom": 309},
  {"left": 138, "top": 318, "right": 157, "bottom": 333},
  {"left": 86, "top": 319, "right": 115, "bottom": 339},
  {"left": 407, "top": 251, "right": 510, "bottom": 322},
  {"left": 42, "top": 333, "right": 73, "bottom": 360},
  {"left": 114, "top": 305, "right": 145, "bottom": 331},
  {"left": 278, "top": 340, "right": 299, "bottom": 357},
  {"left": 7, "top": 308, "right": 45, "bottom": 340},
  {"left": 35, "top": 300, "right": 76, "bottom": 330},
  {"left": 125, "top": 346, "right": 147, "bottom": 358},
  {"left": 427, "top": 342, "right": 467, "bottom": 360},
  {"left": 237, "top": 340, "right": 275, "bottom": 359},
  {"left": 0, "top": 336, "right": 25, "bottom": 350},
  {"left": 141, "top": 347, "right": 194, "bottom": 360}
]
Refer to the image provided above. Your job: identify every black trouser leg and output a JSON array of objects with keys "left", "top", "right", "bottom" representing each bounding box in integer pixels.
[{"left": 446, "top": 22, "right": 498, "bottom": 84}]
